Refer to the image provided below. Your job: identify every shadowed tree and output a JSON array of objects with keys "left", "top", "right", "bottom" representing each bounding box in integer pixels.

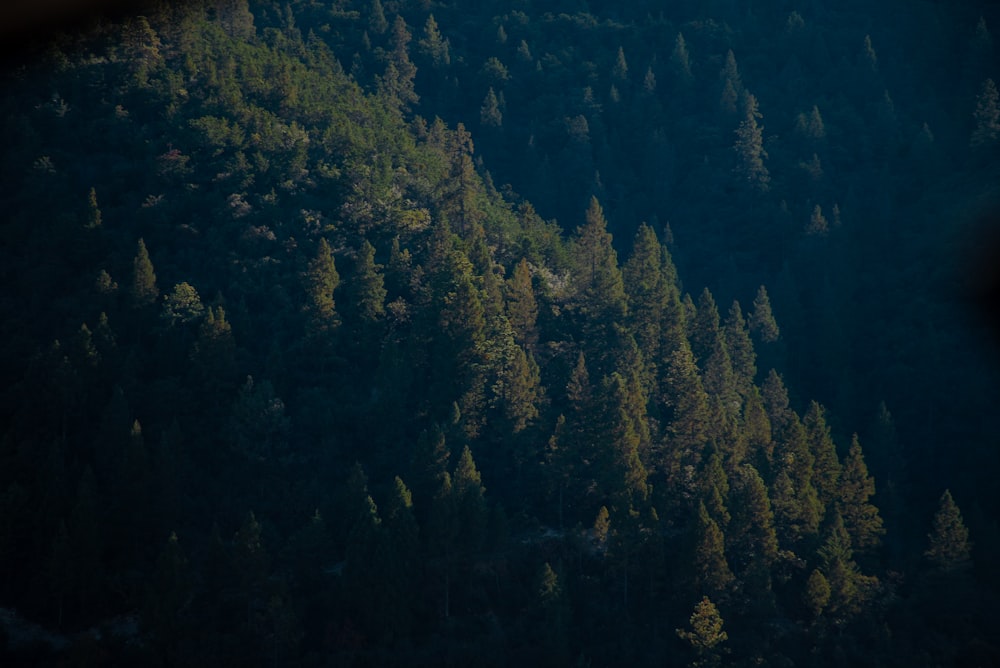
[
  {"left": 749, "top": 286, "right": 780, "bottom": 343},
  {"left": 677, "top": 596, "right": 728, "bottom": 668},
  {"left": 925, "top": 490, "right": 972, "bottom": 573},
  {"left": 734, "top": 93, "right": 770, "bottom": 192},
  {"left": 130, "top": 238, "right": 159, "bottom": 307},
  {"left": 303, "top": 238, "right": 340, "bottom": 337},
  {"left": 506, "top": 258, "right": 539, "bottom": 350},
  {"left": 972, "top": 78, "right": 1000, "bottom": 148},
  {"left": 837, "top": 434, "right": 884, "bottom": 553},
  {"left": 804, "top": 401, "right": 841, "bottom": 509}
]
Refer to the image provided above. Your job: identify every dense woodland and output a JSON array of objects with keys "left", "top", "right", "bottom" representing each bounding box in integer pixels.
[{"left": 1, "top": 0, "right": 999, "bottom": 665}]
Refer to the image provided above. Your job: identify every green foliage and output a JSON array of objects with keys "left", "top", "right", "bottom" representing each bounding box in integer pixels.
[
  {"left": 1, "top": 4, "right": 992, "bottom": 665},
  {"left": 838, "top": 434, "right": 884, "bottom": 553},
  {"left": 677, "top": 596, "right": 728, "bottom": 668},
  {"left": 749, "top": 286, "right": 779, "bottom": 343},
  {"left": 925, "top": 489, "right": 972, "bottom": 572},
  {"left": 130, "top": 238, "right": 159, "bottom": 307},
  {"left": 304, "top": 238, "right": 341, "bottom": 336},
  {"left": 161, "top": 282, "right": 205, "bottom": 325}
]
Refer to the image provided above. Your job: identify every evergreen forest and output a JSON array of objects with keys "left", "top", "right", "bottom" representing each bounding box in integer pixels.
[{"left": 1, "top": 0, "right": 999, "bottom": 665}]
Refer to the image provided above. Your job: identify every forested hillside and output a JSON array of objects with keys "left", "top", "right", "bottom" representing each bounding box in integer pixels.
[{"left": 0, "top": 1, "right": 998, "bottom": 666}]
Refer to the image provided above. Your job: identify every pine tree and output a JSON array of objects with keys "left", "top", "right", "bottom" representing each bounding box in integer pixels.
[
  {"left": 417, "top": 14, "right": 450, "bottom": 68},
  {"left": 671, "top": 33, "right": 693, "bottom": 84},
  {"left": 749, "top": 286, "right": 780, "bottom": 343},
  {"left": 817, "top": 510, "right": 871, "bottom": 618},
  {"left": 85, "top": 187, "right": 101, "bottom": 229},
  {"left": 734, "top": 93, "right": 770, "bottom": 191},
  {"left": 804, "top": 401, "right": 841, "bottom": 508},
  {"left": 598, "top": 372, "right": 649, "bottom": 509},
  {"left": 233, "top": 511, "right": 270, "bottom": 633},
  {"left": 572, "top": 197, "right": 628, "bottom": 373},
  {"left": 506, "top": 258, "right": 539, "bottom": 350},
  {"left": 612, "top": 46, "right": 629, "bottom": 81},
  {"left": 804, "top": 568, "right": 831, "bottom": 618},
  {"left": 130, "top": 238, "right": 159, "bottom": 307},
  {"left": 837, "top": 434, "right": 884, "bottom": 553},
  {"left": 728, "top": 465, "right": 778, "bottom": 578},
  {"left": 693, "top": 501, "right": 735, "bottom": 597},
  {"left": 971, "top": 78, "right": 1000, "bottom": 147},
  {"left": 661, "top": 341, "right": 711, "bottom": 497},
  {"left": 143, "top": 532, "right": 192, "bottom": 662},
  {"left": 351, "top": 240, "right": 387, "bottom": 322},
  {"left": 480, "top": 87, "right": 503, "bottom": 127},
  {"left": 452, "top": 445, "right": 488, "bottom": 552},
  {"left": 535, "top": 561, "right": 570, "bottom": 664},
  {"left": 378, "top": 16, "right": 419, "bottom": 112},
  {"left": 677, "top": 596, "right": 728, "bottom": 668},
  {"left": 624, "top": 223, "right": 669, "bottom": 376},
  {"left": 381, "top": 476, "right": 419, "bottom": 637},
  {"left": 925, "top": 489, "right": 972, "bottom": 572},
  {"left": 719, "top": 50, "right": 743, "bottom": 115},
  {"left": 769, "top": 406, "right": 822, "bottom": 547},
  {"left": 806, "top": 204, "right": 829, "bottom": 236},
  {"left": 303, "top": 238, "right": 341, "bottom": 336},
  {"left": 161, "top": 282, "right": 205, "bottom": 326},
  {"left": 723, "top": 301, "right": 757, "bottom": 397}
]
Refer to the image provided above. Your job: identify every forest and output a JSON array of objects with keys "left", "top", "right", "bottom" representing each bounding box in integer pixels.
[{"left": 0, "top": 0, "right": 998, "bottom": 665}]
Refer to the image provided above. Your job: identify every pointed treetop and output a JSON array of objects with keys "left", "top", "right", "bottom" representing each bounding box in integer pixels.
[
  {"left": 749, "top": 286, "right": 779, "bottom": 343},
  {"left": 925, "top": 489, "right": 972, "bottom": 572}
]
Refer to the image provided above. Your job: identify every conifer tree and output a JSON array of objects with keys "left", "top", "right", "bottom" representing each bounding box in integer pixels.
[
  {"left": 304, "top": 238, "right": 340, "bottom": 337},
  {"left": 723, "top": 301, "right": 756, "bottom": 397},
  {"left": 143, "top": 532, "right": 192, "bottom": 661},
  {"left": 488, "top": 324, "right": 541, "bottom": 435},
  {"left": 749, "top": 285, "right": 779, "bottom": 343},
  {"left": 85, "top": 187, "right": 101, "bottom": 229},
  {"left": 925, "top": 489, "right": 972, "bottom": 572},
  {"left": 971, "top": 78, "right": 1000, "bottom": 147},
  {"left": 693, "top": 501, "right": 735, "bottom": 597},
  {"left": 804, "top": 401, "right": 841, "bottom": 508},
  {"left": 804, "top": 568, "right": 831, "bottom": 618},
  {"left": 351, "top": 240, "right": 387, "bottom": 322},
  {"left": 817, "top": 510, "right": 871, "bottom": 618},
  {"left": 719, "top": 50, "right": 743, "bottom": 115},
  {"left": 728, "top": 465, "right": 778, "bottom": 588},
  {"left": 379, "top": 16, "right": 419, "bottom": 112},
  {"left": 233, "top": 511, "right": 270, "bottom": 633},
  {"left": 838, "top": 434, "right": 884, "bottom": 553},
  {"left": 130, "top": 238, "right": 159, "bottom": 307},
  {"left": 702, "top": 448, "right": 731, "bottom": 527},
  {"left": 612, "top": 46, "right": 629, "bottom": 81},
  {"left": 381, "top": 476, "right": 419, "bottom": 637},
  {"left": 742, "top": 385, "right": 773, "bottom": 470},
  {"left": 161, "top": 282, "right": 205, "bottom": 326},
  {"left": 535, "top": 561, "right": 570, "bottom": 664},
  {"left": 417, "top": 14, "right": 450, "bottom": 68},
  {"left": 671, "top": 33, "right": 693, "bottom": 84},
  {"left": 624, "top": 224, "right": 669, "bottom": 378},
  {"left": 734, "top": 93, "right": 770, "bottom": 191},
  {"left": 690, "top": 287, "right": 721, "bottom": 368},
  {"left": 768, "top": 405, "right": 822, "bottom": 547},
  {"left": 480, "top": 87, "right": 503, "bottom": 127},
  {"left": 573, "top": 197, "right": 628, "bottom": 342},
  {"left": 661, "top": 341, "right": 710, "bottom": 495},
  {"left": 452, "top": 445, "right": 488, "bottom": 552},
  {"left": 598, "top": 372, "right": 649, "bottom": 509},
  {"left": 677, "top": 596, "right": 728, "bottom": 668},
  {"left": 506, "top": 258, "right": 539, "bottom": 350}
]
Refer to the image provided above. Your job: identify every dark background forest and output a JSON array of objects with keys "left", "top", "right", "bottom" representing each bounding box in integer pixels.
[{"left": 1, "top": 0, "right": 999, "bottom": 665}]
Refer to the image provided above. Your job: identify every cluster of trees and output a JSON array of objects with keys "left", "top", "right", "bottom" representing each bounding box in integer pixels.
[{"left": 0, "top": 0, "right": 996, "bottom": 666}]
